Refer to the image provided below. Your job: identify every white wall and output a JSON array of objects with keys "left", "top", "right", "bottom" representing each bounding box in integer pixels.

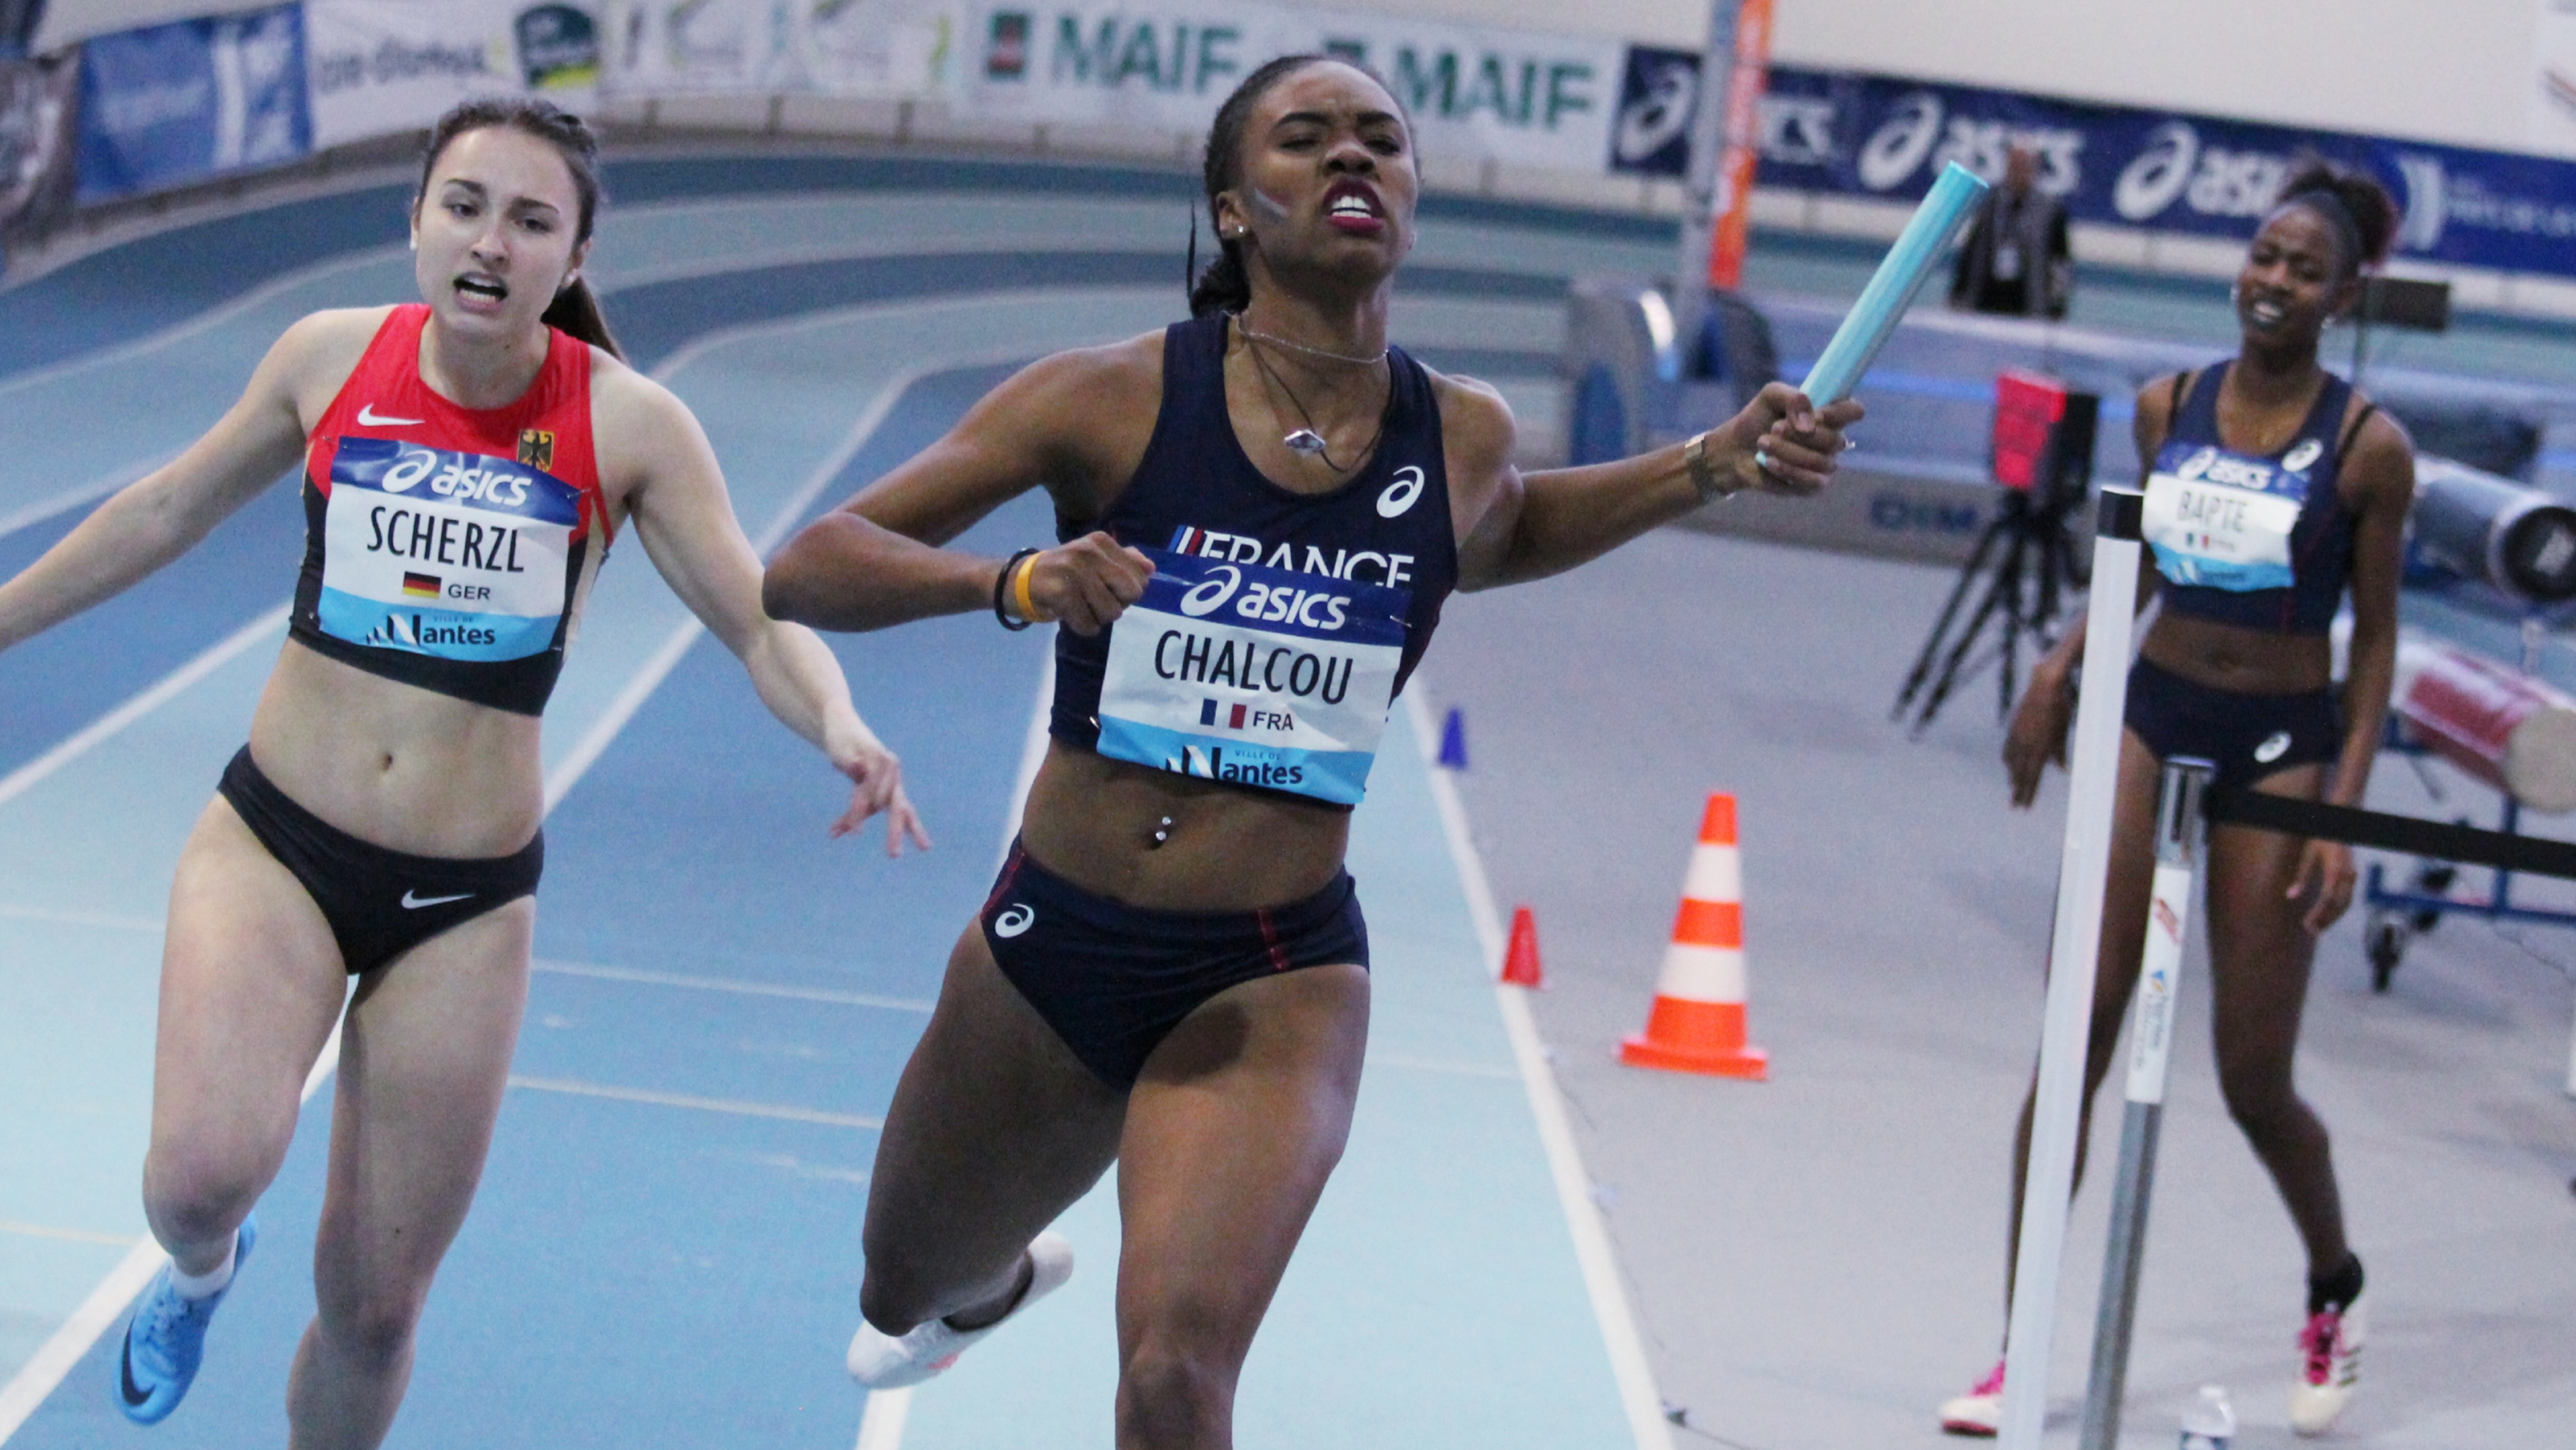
[{"left": 1380, "top": 0, "right": 2551, "bottom": 157}]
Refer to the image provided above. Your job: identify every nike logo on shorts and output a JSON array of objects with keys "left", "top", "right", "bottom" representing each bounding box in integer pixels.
[
  {"left": 401, "top": 889, "right": 476, "bottom": 910},
  {"left": 357, "top": 404, "right": 424, "bottom": 427}
]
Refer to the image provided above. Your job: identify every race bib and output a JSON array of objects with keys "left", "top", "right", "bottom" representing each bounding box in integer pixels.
[
  {"left": 1095, "top": 547, "right": 1409, "bottom": 806},
  {"left": 2142, "top": 441, "right": 2310, "bottom": 593},
  {"left": 316, "top": 438, "right": 583, "bottom": 662}
]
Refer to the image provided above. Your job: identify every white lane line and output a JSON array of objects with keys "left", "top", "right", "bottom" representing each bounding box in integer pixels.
[
  {"left": 539, "top": 362, "right": 917, "bottom": 815},
  {"left": 1403, "top": 689, "right": 1677, "bottom": 1450},
  {"left": 504, "top": 1076, "right": 884, "bottom": 1130},
  {"left": 0, "top": 1241, "right": 168, "bottom": 1436},
  {"left": 0, "top": 1222, "right": 144, "bottom": 1249},
  {"left": 857, "top": 647, "right": 1054, "bottom": 1450},
  {"left": 0, "top": 603, "right": 287, "bottom": 811},
  {"left": 0, "top": 246, "right": 408, "bottom": 404},
  {"left": 0, "top": 454, "right": 174, "bottom": 544},
  {"left": 1365, "top": 1052, "right": 1522, "bottom": 1082},
  {"left": 533, "top": 959, "right": 933, "bottom": 1015}
]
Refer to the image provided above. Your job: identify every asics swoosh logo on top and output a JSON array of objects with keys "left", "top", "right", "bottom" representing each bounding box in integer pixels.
[
  {"left": 357, "top": 405, "right": 424, "bottom": 427},
  {"left": 401, "top": 890, "right": 476, "bottom": 910}
]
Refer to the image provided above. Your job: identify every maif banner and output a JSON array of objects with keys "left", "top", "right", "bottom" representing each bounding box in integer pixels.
[
  {"left": 307, "top": 1, "right": 600, "bottom": 148},
  {"left": 949, "top": 2, "right": 1620, "bottom": 176}
]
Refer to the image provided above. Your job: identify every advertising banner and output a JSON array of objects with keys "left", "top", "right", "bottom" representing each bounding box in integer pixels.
[
  {"left": 308, "top": 1, "right": 600, "bottom": 149},
  {"left": 948, "top": 3, "right": 1618, "bottom": 174},
  {"left": 2535, "top": 0, "right": 2576, "bottom": 157},
  {"left": 1, "top": 53, "right": 79, "bottom": 240},
  {"left": 77, "top": 2, "right": 308, "bottom": 201},
  {"left": 798, "top": 0, "right": 956, "bottom": 98},
  {"left": 600, "top": 0, "right": 795, "bottom": 94},
  {"left": 1610, "top": 53, "right": 2576, "bottom": 282}
]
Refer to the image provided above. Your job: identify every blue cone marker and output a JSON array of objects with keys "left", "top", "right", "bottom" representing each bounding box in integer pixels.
[{"left": 1438, "top": 707, "right": 1468, "bottom": 770}]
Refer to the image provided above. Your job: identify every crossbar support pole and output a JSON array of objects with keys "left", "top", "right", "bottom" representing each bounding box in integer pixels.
[
  {"left": 2078, "top": 758, "right": 2213, "bottom": 1450},
  {"left": 1999, "top": 486, "right": 2145, "bottom": 1450}
]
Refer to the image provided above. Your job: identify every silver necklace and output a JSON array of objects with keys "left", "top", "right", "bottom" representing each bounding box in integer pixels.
[{"left": 1233, "top": 317, "right": 1389, "bottom": 466}]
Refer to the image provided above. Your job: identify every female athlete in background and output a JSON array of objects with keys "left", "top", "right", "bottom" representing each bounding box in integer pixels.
[
  {"left": 0, "top": 99, "right": 923, "bottom": 1446},
  {"left": 764, "top": 56, "right": 1857, "bottom": 1449},
  {"left": 1939, "top": 161, "right": 2412, "bottom": 1439}
]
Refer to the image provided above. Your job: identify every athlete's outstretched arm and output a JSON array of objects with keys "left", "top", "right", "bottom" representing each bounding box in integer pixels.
[
  {"left": 765, "top": 343, "right": 1155, "bottom": 635},
  {"left": 0, "top": 313, "right": 352, "bottom": 653},
  {"left": 1451, "top": 378, "right": 1860, "bottom": 592},
  {"left": 603, "top": 365, "right": 929, "bottom": 854}
]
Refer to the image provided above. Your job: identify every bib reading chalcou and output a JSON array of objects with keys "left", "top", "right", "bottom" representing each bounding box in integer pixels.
[
  {"left": 2143, "top": 439, "right": 2319, "bottom": 593},
  {"left": 1094, "top": 547, "right": 1409, "bottom": 805},
  {"left": 316, "top": 437, "right": 583, "bottom": 661}
]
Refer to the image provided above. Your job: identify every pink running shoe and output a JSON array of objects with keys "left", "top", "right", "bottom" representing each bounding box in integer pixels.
[
  {"left": 1938, "top": 1360, "right": 2005, "bottom": 1437},
  {"left": 2290, "top": 1295, "right": 2364, "bottom": 1436}
]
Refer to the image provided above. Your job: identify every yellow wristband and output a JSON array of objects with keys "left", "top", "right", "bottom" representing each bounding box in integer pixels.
[{"left": 1012, "top": 552, "right": 1048, "bottom": 623}]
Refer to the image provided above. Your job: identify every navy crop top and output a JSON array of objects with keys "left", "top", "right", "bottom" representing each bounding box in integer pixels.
[
  {"left": 1049, "top": 313, "right": 1459, "bottom": 804},
  {"left": 2142, "top": 362, "right": 2367, "bottom": 637}
]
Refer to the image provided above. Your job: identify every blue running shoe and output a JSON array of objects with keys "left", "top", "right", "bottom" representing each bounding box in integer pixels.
[{"left": 116, "top": 1215, "right": 256, "bottom": 1425}]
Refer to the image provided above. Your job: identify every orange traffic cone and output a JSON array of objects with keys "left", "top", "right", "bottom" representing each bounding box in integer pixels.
[
  {"left": 1501, "top": 905, "right": 1543, "bottom": 987},
  {"left": 1620, "top": 793, "right": 1768, "bottom": 1079}
]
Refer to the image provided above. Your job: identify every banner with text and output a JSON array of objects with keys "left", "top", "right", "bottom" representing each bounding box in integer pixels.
[
  {"left": 307, "top": 1, "right": 598, "bottom": 148},
  {"left": 2, "top": 53, "right": 79, "bottom": 240},
  {"left": 1608, "top": 52, "right": 2576, "bottom": 281},
  {"left": 77, "top": 2, "right": 308, "bottom": 201}
]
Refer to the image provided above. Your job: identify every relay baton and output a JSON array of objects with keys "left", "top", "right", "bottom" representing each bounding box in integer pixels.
[{"left": 1797, "top": 161, "right": 1991, "bottom": 406}]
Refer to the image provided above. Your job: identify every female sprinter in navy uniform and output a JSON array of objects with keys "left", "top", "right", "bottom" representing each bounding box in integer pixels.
[
  {"left": 763, "top": 56, "right": 1857, "bottom": 1447},
  {"left": 1939, "top": 162, "right": 2410, "bottom": 1438},
  {"left": 0, "top": 100, "right": 924, "bottom": 1445}
]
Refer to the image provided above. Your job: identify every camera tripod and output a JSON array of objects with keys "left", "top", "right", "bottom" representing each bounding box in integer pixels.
[{"left": 1891, "top": 481, "right": 2090, "bottom": 732}]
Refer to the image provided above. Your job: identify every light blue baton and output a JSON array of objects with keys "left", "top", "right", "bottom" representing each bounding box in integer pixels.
[{"left": 1797, "top": 161, "right": 1991, "bottom": 405}]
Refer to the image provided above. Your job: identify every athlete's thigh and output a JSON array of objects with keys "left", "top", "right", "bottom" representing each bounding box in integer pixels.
[
  {"left": 864, "top": 923, "right": 1127, "bottom": 1276},
  {"left": 2202, "top": 764, "right": 2327, "bottom": 1071},
  {"left": 1114, "top": 962, "right": 1370, "bottom": 1368},
  {"left": 313, "top": 897, "right": 533, "bottom": 1296},
  {"left": 150, "top": 798, "right": 349, "bottom": 1185}
]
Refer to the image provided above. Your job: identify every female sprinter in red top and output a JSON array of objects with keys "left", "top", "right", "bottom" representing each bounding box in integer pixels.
[
  {"left": 0, "top": 99, "right": 924, "bottom": 1446},
  {"left": 765, "top": 56, "right": 1857, "bottom": 1448}
]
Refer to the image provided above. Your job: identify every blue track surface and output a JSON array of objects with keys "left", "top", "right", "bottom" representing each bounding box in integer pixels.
[{"left": 0, "top": 156, "right": 1654, "bottom": 1448}]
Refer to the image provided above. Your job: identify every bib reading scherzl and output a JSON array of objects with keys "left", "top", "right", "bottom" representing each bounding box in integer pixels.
[
  {"left": 316, "top": 437, "right": 583, "bottom": 661},
  {"left": 1094, "top": 547, "right": 1409, "bottom": 805}
]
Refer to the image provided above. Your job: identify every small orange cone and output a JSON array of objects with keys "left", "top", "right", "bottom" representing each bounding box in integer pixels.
[
  {"left": 1620, "top": 793, "right": 1768, "bottom": 1079},
  {"left": 1501, "top": 905, "right": 1543, "bottom": 987}
]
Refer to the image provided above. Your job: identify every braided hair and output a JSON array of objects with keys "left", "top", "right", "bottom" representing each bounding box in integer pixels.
[{"left": 416, "top": 98, "right": 622, "bottom": 357}]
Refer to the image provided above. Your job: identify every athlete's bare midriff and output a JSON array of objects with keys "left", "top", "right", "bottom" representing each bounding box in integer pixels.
[
  {"left": 2138, "top": 612, "right": 2333, "bottom": 695},
  {"left": 245, "top": 639, "right": 544, "bottom": 857},
  {"left": 1018, "top": 738, "right": 1351, "bottom": 911}
]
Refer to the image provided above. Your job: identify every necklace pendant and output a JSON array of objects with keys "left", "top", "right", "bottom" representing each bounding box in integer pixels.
[{"left": 1283, "top": 428, "right": 1328, "bottom": 455}]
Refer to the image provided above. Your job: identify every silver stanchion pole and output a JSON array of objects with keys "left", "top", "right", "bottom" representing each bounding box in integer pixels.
[
  {"left": 1999, "top": 485, "right": 2145, "bottom": 1450},
  {"left": 2077, "top": 757, "right": 2214, "bottom": 1450}
]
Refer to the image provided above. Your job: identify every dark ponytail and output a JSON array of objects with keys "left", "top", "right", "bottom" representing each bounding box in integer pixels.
[
  {"left": 1190, "top": 55, "right": 1328, "bottom": 317},
  {"left": 2273, "top": 157, "right": 2399, "bottom": 278},
  {"left": 418, "top": 97, "right": 623, "bottom": 358}
]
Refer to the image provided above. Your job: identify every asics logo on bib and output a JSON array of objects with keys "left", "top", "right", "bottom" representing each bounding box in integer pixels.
[
  {"left": 993, "top": 904, "right": 1035, "bottom": 938},
  {"left": 378, "top": 447, "right": 535, "bottom": 508},
  {"left": 1375, "top": 466, "right": 1425, "bottom": 518},
  {"left": 1167, "top": 525, "right": 1414, "bottom": 589},
  {"left": 2174, "top": 447, "right": 2275, "bottom": 492},
  {"left": 1179, "top": 566, "right": 1243, "bottom": 617}
]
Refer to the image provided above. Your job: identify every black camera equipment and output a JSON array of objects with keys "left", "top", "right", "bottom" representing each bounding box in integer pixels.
[{"left": 1893, "top": 371, "right": 2098, "bottom": 731}]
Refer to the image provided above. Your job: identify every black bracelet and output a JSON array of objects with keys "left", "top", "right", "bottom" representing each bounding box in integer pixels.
[{"left": 993, "top": 547, "right": 1041, "bottom": 631}]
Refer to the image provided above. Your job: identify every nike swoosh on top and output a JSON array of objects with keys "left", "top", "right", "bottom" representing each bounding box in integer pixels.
[
  {"left": 357, "top": 404, "right": 424, "bottom": 427},
  {"left": 401, "top": 890, "right": 476, "bottom": 910}
]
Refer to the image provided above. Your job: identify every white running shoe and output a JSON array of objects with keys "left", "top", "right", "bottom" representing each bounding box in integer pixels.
[
  {"left": 848, "top": 1232, "right": 1074, "bottom": 1390},
  {"left": 2290, "top": 1293, "right": 2364, "bottom": 1436},
  {"left": 1938, "top": 1360, "right": 2005, "bottom": 1437}
]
